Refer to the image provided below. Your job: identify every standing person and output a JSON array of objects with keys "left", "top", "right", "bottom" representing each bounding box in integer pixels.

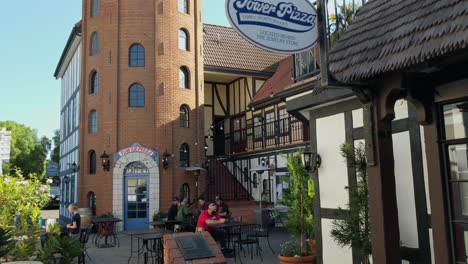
[
  {"left": 215, "top": 195, "right": 231, "bottom": 219},
  {"left": 61, "top": 203, "right": 81, "bottom": 237},
  {"left": 196, "top": 203, "right": 231, "bottom": 254},
  {"left": 176, "top": 198, "right": 194, "bottom": 231},
  {"left": 166, "top": 197, "right": 179, "bottom": 231}
]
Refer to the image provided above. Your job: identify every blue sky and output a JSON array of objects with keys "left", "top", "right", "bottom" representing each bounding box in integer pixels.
[{"left": 0, "top": 0, "right": 228, "bottom": 140}]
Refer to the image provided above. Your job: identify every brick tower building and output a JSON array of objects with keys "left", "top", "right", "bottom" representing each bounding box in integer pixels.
[{"left": 79, "top": 0, "right": 204, "bottom": 230}]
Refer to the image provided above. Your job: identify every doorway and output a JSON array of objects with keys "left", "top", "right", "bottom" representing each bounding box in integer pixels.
[{"left": 124, "top": 162, "right": 149, "bottom": 230}]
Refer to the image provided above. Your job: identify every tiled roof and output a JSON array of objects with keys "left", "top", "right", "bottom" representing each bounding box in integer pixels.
[
  {"left": 329, "top": 0, "right": 468, "bottom": 82},
  {"left": 251, "top": 56, "right": 293, "bottom": 104},
  {"left": 203, "top": 24, "right": 286, "bottom": 73}
]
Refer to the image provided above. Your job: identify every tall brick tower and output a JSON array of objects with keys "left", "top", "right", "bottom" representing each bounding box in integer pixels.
[{"left": 79, "top": 0, "right": 204, "bottom": 230}]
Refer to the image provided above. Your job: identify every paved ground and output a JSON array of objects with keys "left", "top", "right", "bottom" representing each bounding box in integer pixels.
[
  {"left": 84, "top": 228, "right": 292, "bottom": 264},
  {"left": 39, "top": 210, "right": 292, "bottom": 263}
]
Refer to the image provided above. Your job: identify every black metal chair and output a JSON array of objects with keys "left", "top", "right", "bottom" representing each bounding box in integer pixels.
[
  {"left": 78, "top": 224, "right": 94, "bottom": 264},
  {"left": 232, "top": 224, "right": 263, "bottom": 263},
  {"left": 248, "top": 217, "right": 275, "bottom": 254}
]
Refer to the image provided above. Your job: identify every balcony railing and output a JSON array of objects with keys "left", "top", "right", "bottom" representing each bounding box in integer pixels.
[{"left": 227, "top": 117, "right": 309, "bottom": 154}]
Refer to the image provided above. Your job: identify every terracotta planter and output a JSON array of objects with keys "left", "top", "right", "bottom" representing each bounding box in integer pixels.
[
  {"left": 278, "top": 255, "right": 316, "bottom": 264},
  {"left": 307, "top": 239, "right": 316, "bottom": 253}
]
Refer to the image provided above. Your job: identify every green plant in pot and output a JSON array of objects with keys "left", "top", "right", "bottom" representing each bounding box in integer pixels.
[
  {"left": 279, "top": 153, "right": 316, "bottom": 264},
  {"left": 330, "top": 143, "right": 371, "bottom": 264}
]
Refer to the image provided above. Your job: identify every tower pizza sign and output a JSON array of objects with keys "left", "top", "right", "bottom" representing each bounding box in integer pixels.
[{"left": 226, "top": 0, "right": 319, "bottom": 54}]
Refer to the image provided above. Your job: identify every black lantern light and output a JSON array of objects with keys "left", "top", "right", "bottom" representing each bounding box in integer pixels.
[
  {"left": 100, "top": 151, "right": 110, "bottom": 171},
  {"left": 301, "top": 146, "right": 321, "bottom": 173},
  {"left": 62, "top": 176, "right": 70, "bottom": 184},
  {"left": 71, "top": 162, "right": 77, "bottom": 173},
  {"left": 162, "top": 150, "right": 172, "bottom": 170}
]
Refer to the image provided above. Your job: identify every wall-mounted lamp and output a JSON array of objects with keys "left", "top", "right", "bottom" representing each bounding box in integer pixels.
[
  {"left": 204, "top": 144, "right": 208, "bottom": 153},
  {"left": 100, "top": 151, "right": 110, "bottom": 172},
  {"left": 301, "top": 146, "right": 321, "bottom": 173},
  {"left": 162, "top": 150, "right": 172, "bottom": 170},
  {"left": 62, "top": 176, "right": 70, "bottom": 184},
  {"left": 71, "top": 162, "right": 77, "bottom": 173}
]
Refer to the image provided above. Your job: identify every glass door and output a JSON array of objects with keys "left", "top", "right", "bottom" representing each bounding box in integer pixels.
[{"left": 124, "top": 162, "right": 149, "bottom": 230}]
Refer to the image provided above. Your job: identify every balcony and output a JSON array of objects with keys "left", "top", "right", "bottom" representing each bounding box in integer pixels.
[{"left": 226, "top": 117, "right": 309, "bottom": 155}]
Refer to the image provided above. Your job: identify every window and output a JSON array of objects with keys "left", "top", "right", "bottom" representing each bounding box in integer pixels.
[
  {"left": 179, "top": 67, "right": 189, "bottom": 89},
  {"left": 89, "top": 150, "right": 96, "bottom": 174},
  {"left": 278, "top": 107, "right": 290, "bottom": 135},
  {"left": 91, "top": 32, "right": 99, "bottom": 56},
  {"left": 180, "top": 143, "right": 189, "bottom": 167},
  {"left": 442, "top": 100, "right": 468, "bottom": 262},
  {"left": 128, "top": 84, "right": 145, "bottom": 107},
  {"left": 179, "top": 29, "right": 189, "bottom": 51},
  {"left": 90, "top": 71, "right": 98, "bottom": 94},
  {"left": 91, "top": 0, "right": 100, "bottom": 17},
  {"left": 294, "top": 48, "right": 318, "bottom": 80},
  {"left": 180, "top": 105, "right": 189, "bottom": 127},
  {"left": 178, "top": 0, "right": 188, "bottom": 13},
  {"left": 89, "top": 110, "right": 98, "bottom": 133},
  {"left": 129, "top": 44, "right": 145, "bottom": 67},
  {"left": 180, "top": 183, "right": 190, "bottom": 201}
]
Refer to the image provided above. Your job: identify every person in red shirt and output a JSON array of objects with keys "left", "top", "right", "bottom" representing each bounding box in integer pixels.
[{"left": 196, "top": 203, "right": 230, "bottom": 253}]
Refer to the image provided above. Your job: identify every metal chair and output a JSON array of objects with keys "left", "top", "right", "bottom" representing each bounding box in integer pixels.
[
  {"left": 232, "top": 224, "right": 263, "bottom": 263},
  {"left": 78, "top": 224, "right": 94, "bottom": 264},
  {"left": 249, "top": 217, "right": 275, "bottom": 254}
]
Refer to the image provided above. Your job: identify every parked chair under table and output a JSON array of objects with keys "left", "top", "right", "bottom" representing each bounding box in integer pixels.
[
  {"left": 232, "top": 224, "right": 263, "bottom": 263},
  {"left": 249, "top": 217, "right": 275, "bottom": 254}
]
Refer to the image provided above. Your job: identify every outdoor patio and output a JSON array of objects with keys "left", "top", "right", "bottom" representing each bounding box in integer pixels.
[{"left": 83, "top": 227, "right": 293, "bottom": 264}]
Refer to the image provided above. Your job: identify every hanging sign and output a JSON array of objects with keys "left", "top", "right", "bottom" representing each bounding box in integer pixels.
[{"left": 226, "top": 0, "right": 319, "bottom": 54}]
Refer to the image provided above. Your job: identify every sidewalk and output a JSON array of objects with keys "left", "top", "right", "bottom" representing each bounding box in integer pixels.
[{"left": 84, "top": 228, "right": 293, "bottom": 264}]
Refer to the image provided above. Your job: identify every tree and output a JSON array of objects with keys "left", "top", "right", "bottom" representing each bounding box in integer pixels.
[
  {"left": 330, "top": 143, "right": 371, "bottom": 264},
  {"left": 329, "top": 4, "right": 363, "bottom": 47},
  {"left": 51, "top": 129, "right": 60, "bottom": 164},
  {"left": 0, "top": 121, "right": 50, "bottom": 178}
]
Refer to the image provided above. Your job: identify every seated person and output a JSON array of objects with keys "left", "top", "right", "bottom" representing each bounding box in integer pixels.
[
  {"left": 166, "top": 196, "right": 180, "bottom": 231},
  {"left": 215, "top": 195, "right": 231, "bottom": 219},
  {"left": 196, "top": 196, "right": 210, "bottom": 219},
  {"left": 176, "top": 198, "right": 194, "bottom": 231},
  {"left": 61, "top": 203, "right": 81, "bottom": 237},
  {"left": 196, "top": 203, "right": 231, "bottom": 253}
]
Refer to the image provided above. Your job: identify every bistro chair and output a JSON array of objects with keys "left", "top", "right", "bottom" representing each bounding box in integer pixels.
[
  {"left": 78, "top": 224, "right": 94, "bottom": 264},
  {"left": 249, "top": 217, "right": 275, "bottom": 254},
  {"left": 232, "top": 224, "right": 263, "bottom": 263}
]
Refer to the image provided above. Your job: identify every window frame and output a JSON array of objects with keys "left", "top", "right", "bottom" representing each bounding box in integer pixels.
[
  {"left": 91, "top": 0, "right": 100, "bottom": 17},
  {"left": 179, "top": 143, "right": 190, "bottom": 167},
  {"left": 128, "top": 84, "right": 145, "bottom": 107},
  {"left": 90, "top": 71, "right": 98, "bottom": 94},
  {"left": 179, "top": 29, "right": 189, "bottom": 51},
  {"left": 179, "top": 105, "right": 190, "bottom": 128},
  {"left": 89, "top": 110, "right": 98, "bottom": 133},
  {"left": 179, "top": 67, "right": 190, "bottom": 89},
  {"left": 89, "top": 150, "right": 97, "bottom": 175},
  {"left": 129, "top": 44, "right": 145, "bottom": 67},
  {"left": 178, "top": 0, "right": 189, "bottom": 14},
  {"left": 91, "top": 32, "right": 99, "bottom": 56}
]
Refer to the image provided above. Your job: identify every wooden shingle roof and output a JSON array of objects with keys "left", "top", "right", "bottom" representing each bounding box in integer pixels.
[
  {"left": 329, "top": 0, "right": 468, "bottom": 82},
  {"left": 203, "top": 24, "right": 286, "bottom": 73}
]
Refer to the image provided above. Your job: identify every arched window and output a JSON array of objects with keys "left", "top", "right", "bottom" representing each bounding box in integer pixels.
[
  {"left": 91, "top": 32, "right": 99, "bottom": 56},
  {"left": 89, "top": 150, "right": 96, "bottom": 174},
  {"left": 128, "top": 84, "right": 145, "bottom": 107},
  {"left": 180, "top": 183, "right": 190, "bottom": 202},
  {"left": 89, "top": 110, "right": 98, "bottom": 133},
  {"left": 179, "top": 67, "right": 189, "bottom": 89},
  {"left": 90, "top": 71, "right": 98, "bottom": 94},
  {"left": 179, "top": 29, "right": 189, "bottom": 51},
  {"left": 179, "top": 105, "right": 189, "bottom": 127},
  {"left": 178, "top": 0, "right": 188, "bottom": 13},
  {"left": 91, "top": 0, "right": 100, "bottom": 17},
  {"left": 180, "top": 143, "right": 189, "bottom": 167},
  {"left": 129, "top": 44, "right": 145, "bottom": 67}
]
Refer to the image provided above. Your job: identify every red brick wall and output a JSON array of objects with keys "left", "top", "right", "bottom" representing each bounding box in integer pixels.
[{"left": 79, "top": 0, "right": 205, "bottom": 215}]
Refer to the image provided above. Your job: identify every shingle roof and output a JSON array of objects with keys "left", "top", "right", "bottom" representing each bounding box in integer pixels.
[
  {"left": 329, "top": 0, "right": 468, "bottom": 82},
  {"left": 251, "top": 57, "right": 293, "bottom": 104},
  {"left": 203, "top": 24, "right": 286, "bottom": 73}
]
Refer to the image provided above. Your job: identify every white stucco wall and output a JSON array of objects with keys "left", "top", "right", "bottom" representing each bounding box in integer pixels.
[
  {"left": 352, "top": 108, "right": 363, "bottom": 128},
  {"left": 322, "top": 219, "right": 353, "bottom": 264},
  {"left": 393, "top": 131, "right": 419, "bottom": 248},
  {"left": 317, "top": 113, "right": 348, "bottom": 209},
  {"left": 394, "top": 99, "right": 409, "bottom": 120}
]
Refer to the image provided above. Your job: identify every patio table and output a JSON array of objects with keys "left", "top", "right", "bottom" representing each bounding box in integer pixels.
[
  {"left": 121, "top": 229, "right": 170, "bottom": 264},
  {"left": 205, "top": 221, "right": 241, "bottom": 250},
  {"left": 92, "top": 217, "right": 122, "bottom": 248},
  {"left": 133, "top": 232, "right": 168, "bottom": 264}
]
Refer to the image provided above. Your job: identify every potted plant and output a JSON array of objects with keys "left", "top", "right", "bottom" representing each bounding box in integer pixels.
[
  {"left": 279, "top": 153, "right": 316, "bottom": 264},
  {"left": 330, "top": 143, "right": 371, "bottom": 264}
]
